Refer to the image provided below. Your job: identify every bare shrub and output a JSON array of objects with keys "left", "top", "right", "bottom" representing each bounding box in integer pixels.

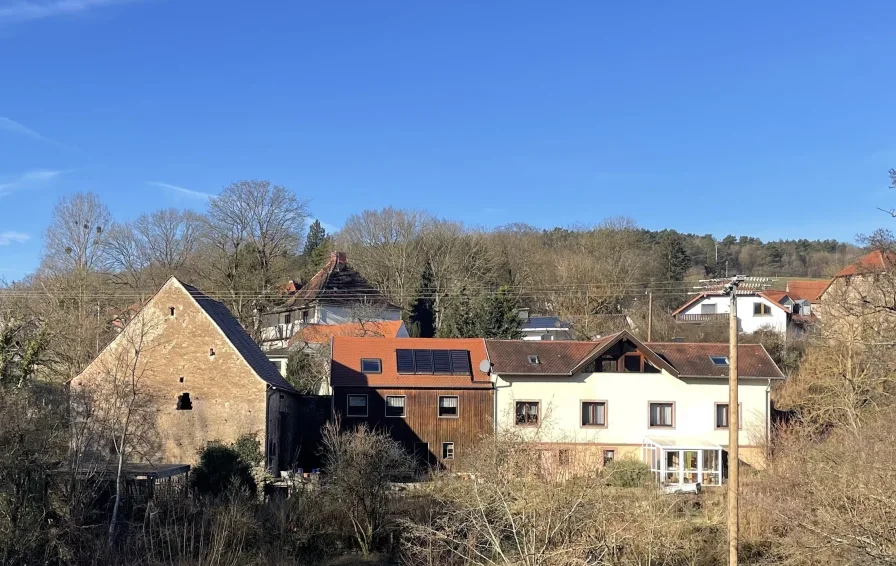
[
  {"left": 402, "top": 430, "right": 723, "bottom": 566},
  {"left": 320, "top": 420, "right": 415, "bottom": 556},
  {"left": 749, "top": 409, "right": 896, "bottom": 565}
]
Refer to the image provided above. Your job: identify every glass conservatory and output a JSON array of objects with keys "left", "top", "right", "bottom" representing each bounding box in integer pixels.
[{"left": 642, "top": 436, "right": 723, "bottom": 487}]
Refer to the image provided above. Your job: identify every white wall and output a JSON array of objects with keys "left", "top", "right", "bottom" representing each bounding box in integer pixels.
[
  {"left": 680, "top": 295, "right": 789, "bottom": 334},
  {"left": 493, "top": 369, "right": 770, "bottom": 449},
  {"left": 316, "top": 304, "right": 402, "bottom": 325}
]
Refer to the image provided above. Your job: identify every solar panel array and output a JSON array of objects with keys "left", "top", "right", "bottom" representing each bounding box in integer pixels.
[{"left": 396, "top": 349, "right": 472, "bottom": 375}]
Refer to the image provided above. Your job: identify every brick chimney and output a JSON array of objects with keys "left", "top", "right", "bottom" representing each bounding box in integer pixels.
[{"left": 331, "top": 251, "right": 347, "bottom": 264}]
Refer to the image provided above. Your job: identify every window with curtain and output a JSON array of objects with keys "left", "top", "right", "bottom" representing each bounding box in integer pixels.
[
  {"left": 438, "top": 395, "right": 459, "bottom": 417},
  {"left": 581, "top": 401, "right": 607, "bottom": 426},
  {"left": 515, "top": 401, "right": 540, "bottom": 426},
  {"left": 715, "top": 403, "right": 741, "bottom": 428},
  {"left": 385, "top": 395, "right": 406, "bottom": 417},
  {"left": 649, "top": 402, "right": 674, "bottom": 427}
]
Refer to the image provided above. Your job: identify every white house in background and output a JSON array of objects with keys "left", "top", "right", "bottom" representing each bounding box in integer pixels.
[
  {"left": 517, "top": 309, "right": 573, "bottom": 341},
  {"left": 671, "top": 290, "right": 815, "bottom": 335},
  {"left": 485, "top": 331, "right": 783, "bottom": 486},
  {"left": 260, "top": 252, "right": 402, "bottom": 350}
]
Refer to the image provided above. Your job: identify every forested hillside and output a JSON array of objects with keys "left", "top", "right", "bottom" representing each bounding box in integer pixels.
[{"left": 1, "top": 183, "right": 864, "bottom": 378}]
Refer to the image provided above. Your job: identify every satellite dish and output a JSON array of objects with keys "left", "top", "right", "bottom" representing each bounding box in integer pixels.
[{"left": 478, "top": 359, "right": 492, "bottom": 373}]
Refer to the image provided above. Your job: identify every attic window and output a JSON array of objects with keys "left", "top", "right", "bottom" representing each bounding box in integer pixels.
[
  {"left": 176, "top": 393, "right": 192, "bottom": 410},
  {"left": 527, "top": 355, "right": 540, "bottom": 365},
  {"left": 710, "top": 356, "right": 729, "bottom": 366},
  {"left": 361, "top": 358, "right": 382, "bottom": 374},
  {"left": 169, "top": 307, "right": 175, "bottom": 317}
]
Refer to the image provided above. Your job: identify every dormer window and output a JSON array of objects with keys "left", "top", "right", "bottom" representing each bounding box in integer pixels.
[
  {"left": 528, "top": 355, "right": 540, "bottom": 365},
  {"left": 710, "top": 356, "right": 729, "bottom": 366}
]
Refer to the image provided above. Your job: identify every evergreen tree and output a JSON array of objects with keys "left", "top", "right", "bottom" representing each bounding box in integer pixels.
[
  {"left": 303, "top": 220, "right": 327, "bottom": 257},
  {"left": 406, "top": 263, "right": 436, "bottom": 338},
  {"left": 437, "top": 285, "right": 522, "bottom": 339},
  {"left": 658, "top": 232, "right": 690, "bottom": 282}
]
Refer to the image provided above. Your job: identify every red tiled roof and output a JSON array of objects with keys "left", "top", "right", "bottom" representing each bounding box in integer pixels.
[
  {"left": 647, "top": 342, "right": 784, "bottom": 379},
  {"left": 785, "top": 280, "right": 829, "bottom": 303},
  {"left": 331, "top": 337, "right": 491, "bottom": 388},
  {"left": 833, "top": 250, "right": 896, "bottom": 278},
  {"left": 290, "top": 320, "right": 406, "bottom": 346}
]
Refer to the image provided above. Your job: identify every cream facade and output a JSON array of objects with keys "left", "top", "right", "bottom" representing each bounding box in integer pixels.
[{"left": 493, "top": 370, "right": 771, "bottom": 465}]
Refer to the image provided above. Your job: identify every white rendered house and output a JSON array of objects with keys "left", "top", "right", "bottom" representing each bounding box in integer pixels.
[
  {"left": 672, "top": 290, "right": 814, "bottom": 335},
  {"left": 485, "top": 331, "right": 783, "bottom": 485}
]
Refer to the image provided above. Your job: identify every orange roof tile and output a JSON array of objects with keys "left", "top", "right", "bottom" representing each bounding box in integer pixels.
[
  {"left": 291, "top": 320, "right": 406, "bottom": 346},
  {"left": 785, "top": 280, "right": 829, "bottom": 302},
  {"left": 834, "top": 250, "right": 896, "bottom": 278},
  {"left": 331, "top": 337, "right": 491, "bottom": 388}
]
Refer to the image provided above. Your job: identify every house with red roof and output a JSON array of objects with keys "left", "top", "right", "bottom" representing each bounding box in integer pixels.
[
  {"left": 486, "top": 331, "right": 783, "bottom": 485},
  {"left": 818, "top": 250, "right": 896, "bottom": 341},
  {"left": 330, "top": 336, "right": 493, "bottom": 470},
  {"left": 260, "top": 252, "right": 402, "bottom": 350},
  {"left": 671, "top": 288, "right": 813, "bottom": 335}
]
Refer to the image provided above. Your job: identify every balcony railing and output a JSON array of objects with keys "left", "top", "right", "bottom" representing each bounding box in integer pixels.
[{"left": 675, "top": 313, "right": 729, "bottom": 323}]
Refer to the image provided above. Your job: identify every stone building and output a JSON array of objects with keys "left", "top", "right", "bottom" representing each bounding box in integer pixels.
[{"left": 71, "top": 277, "right": 301, "bottom": 473}]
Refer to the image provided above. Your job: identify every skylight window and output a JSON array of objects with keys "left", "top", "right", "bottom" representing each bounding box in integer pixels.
[
  {"left": 528, "top": 355, "right": 540, "bottom": 365},
  {"left": 710, "top": 356, "right": 729, "bottom": 366}
]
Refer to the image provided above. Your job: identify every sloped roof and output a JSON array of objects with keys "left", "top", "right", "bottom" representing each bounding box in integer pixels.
[
  {"left": 330, "top": 336, "right": 491, "bottom": 388},
  {"left": 290, "top": 320, "right": 406, "bottom": 346},
  {"left": 278, "top": 252, "right": 393, "bottom": 311},
  {"left": 647, "top": 342, "right": 784, "bottom": 379},
  {"left": 484, "top": 332, "right": 784, "bottom": 381},
  {"left": 485, "top": 338, "right": 608, "bottom": 375},
  {"left": 785, "top": 280, "right": 829, "bottom": 303},
  {"left": 485, "top": 331, "right": 678, "bottom": 377},
  {"left": 180, "top": 281, "right": 296, "bottom": 392},
  {"left": 833, "top": 250, "right": 896, "bottom": 278}
]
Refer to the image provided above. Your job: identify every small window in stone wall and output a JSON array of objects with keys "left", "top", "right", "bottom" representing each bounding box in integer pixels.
[
  {"left": 209, "top": 348, "right": 215, "bottom": 358},
  {"left": 179, "top": 377, "right": 184, "bottom": 383},
  {"left": 176, "top": 393, "right": 192, "bottom": 410},
  {"left": 169, "top": 307, "right": 175, "bottom": 317}
]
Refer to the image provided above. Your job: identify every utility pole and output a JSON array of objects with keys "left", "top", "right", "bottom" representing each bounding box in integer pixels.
[
  {"left": 721, "top": 274, "right": 744, "bottom": 566},
  {"left": 647, "top": 291, "right": 653, "bottom": 342}
]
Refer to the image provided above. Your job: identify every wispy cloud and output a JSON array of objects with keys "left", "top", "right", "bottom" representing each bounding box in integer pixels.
[
  {"left": 0, "top": 0, "right": 142, "bottom": 24},
  {"left": 148, "top": 181, "right": 215, "bottom": 200},
  {"left": 0, "top": 231, "right": 29, "bottom": 246},
  {"left": 0, "top": 169, "right": 68, "bottom": 197},
  {"left": 0, "top": 116, "right": 50, "bottom": 142}
]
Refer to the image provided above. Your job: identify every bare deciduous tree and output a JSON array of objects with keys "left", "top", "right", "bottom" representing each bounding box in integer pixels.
[
  {"left": 203, "top": 180, "right": 309, "bottom": 334},
  {"left": 42, "top": 192, "right": 112, "bottom": 275}
]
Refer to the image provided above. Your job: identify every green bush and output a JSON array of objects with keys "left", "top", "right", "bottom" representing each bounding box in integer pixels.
[
  {"left": 191, "top": 443, "right": 257, "bottom": 497},
  {"left": 233, "top": 432, "right": 263, "bottom": 468},
  {"left": 602, "top": 458, "right": 652, "bottom": 488}
]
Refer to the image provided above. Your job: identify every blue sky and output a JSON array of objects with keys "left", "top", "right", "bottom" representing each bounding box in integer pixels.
[{"left": 2, "top": 1, "right": 896, "bottom": 280}]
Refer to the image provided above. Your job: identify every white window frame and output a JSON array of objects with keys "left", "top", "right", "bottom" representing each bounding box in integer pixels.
[
  {"left": 442, "top": 442, "right": 455, "bottom": 460},
  {"left": 438, "top": 395, "right": 459, "bottom": 418},
  {"left": 346, "top": 394, "right": 368, "bottom": 417},
  {"left": 385, "top": 395, "right": 406, "bottom": 418}
]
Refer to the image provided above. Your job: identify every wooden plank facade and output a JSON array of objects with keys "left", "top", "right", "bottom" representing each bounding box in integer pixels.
[{"left": 333, "top": 386, "right": 494, "bottom": 470}]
